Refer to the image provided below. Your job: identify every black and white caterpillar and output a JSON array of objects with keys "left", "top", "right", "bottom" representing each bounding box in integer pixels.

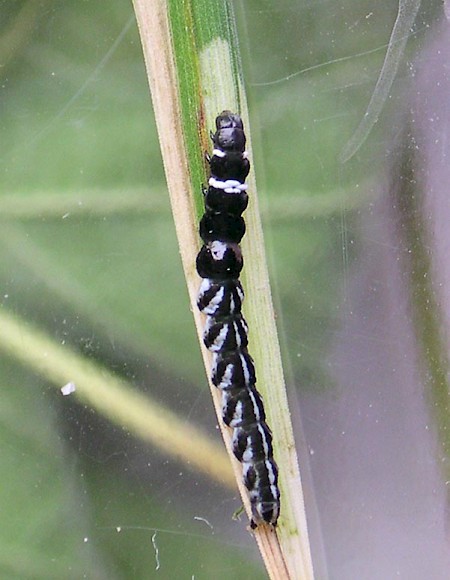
[{"left": 196, "top": 111, "right": 280, "bottom": 528}]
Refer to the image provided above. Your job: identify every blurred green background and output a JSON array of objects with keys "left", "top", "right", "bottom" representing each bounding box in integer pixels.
[{"left": 0, "top": 0, "right": 441, "bottom": 578}]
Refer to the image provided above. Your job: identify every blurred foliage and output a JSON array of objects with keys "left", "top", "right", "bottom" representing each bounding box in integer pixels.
[{"left": 0, "top": 0, "right": 440, "bottom": 576}]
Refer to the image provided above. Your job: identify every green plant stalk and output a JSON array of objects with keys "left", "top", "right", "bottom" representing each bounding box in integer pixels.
[
  {"left": 395, "top": 138, "right": 450, "bottom": 470},
  {"left": 132, "top": 1, "right": 314, "bottom": 577},
  {"left": 0, "top": 182, "right": 373, "bottom": 220},
  {"left": 0, "top": 308, "right": 233, "bottom": 486}
]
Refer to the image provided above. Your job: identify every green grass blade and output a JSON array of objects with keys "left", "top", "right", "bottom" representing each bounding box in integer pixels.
[
  {"left": 0, "top": 308, "right": 233, "bottom": 485},
  {"left": 132, "top": 1, "right": 314, "bottom": 577}
]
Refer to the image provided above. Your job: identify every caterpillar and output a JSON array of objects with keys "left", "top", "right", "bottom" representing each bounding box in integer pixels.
[{"left": 196, "top": 111, "right": 280, "bottom": 528}]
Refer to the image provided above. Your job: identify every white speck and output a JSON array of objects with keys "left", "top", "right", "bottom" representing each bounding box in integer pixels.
[
  {"left": 83, "top": 537, "right": 88, "bottom": 543},
  {"left": 62, "top": 213, "right": 70, "bottom": 219},
  {"left": 194, "top": 516, "right": 214, "bottom": 530},
  {"left": 61, "top": 382, "right": 76, "bottom": 396},
  {"left": 210, "top": 240, "right": 227, "bottom": 261},
  {"left": 151, "top": 532, "right": 160, "bottom": 571},
  {"left": 116, "top": 526, "right": 121, "bottom": 532}
]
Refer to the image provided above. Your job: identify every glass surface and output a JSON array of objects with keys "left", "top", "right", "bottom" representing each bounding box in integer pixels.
[{"left": 1, "top": 1, "right": 449, "bottom": 578}]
